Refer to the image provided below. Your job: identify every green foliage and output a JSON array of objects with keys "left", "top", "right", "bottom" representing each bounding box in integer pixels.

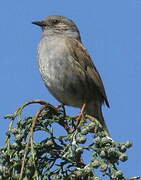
[{"left": 0, "top": 100, "right": 140, "bottom": 180}]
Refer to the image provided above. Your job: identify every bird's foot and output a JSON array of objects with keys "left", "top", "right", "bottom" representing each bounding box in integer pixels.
[
  {"left": 69, "top": 104, "right": 86, "bottom": 133},
  {"left": 55, "top": 104, "right": 66, "bottom": 116},
  {"left": 68, "top": 115, "right": 82, "bottom": 133}
]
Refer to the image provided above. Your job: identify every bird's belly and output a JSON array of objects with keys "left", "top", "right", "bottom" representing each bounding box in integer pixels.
[{"left": 38, "top": 42, "right": 87, "bottom": 107}]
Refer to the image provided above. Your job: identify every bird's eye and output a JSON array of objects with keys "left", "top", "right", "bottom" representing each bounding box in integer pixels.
[{"left": 52, "top": 20, "right": 59, "bottom": 24}]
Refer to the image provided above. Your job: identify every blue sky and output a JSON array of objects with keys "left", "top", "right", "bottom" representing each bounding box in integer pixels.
[{"left": 0, "top": 0, "right": 141, "bottom": 177}]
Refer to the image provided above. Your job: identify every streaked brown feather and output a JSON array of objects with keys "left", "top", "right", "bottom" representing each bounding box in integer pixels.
[{"left": 65, "top": 37, "right": 110, "bottom": 108}]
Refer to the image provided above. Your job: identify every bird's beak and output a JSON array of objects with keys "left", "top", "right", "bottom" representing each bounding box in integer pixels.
[{"left": 32, "top": 21, "right": 46, "bottom": 27}]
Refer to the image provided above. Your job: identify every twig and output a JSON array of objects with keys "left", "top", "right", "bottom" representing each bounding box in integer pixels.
[
  {"left": 19, "top": 105, "right": 47, "bottom": 180},
  {"left": 16, "top": 99, "right": 58, "bottom": 115}
]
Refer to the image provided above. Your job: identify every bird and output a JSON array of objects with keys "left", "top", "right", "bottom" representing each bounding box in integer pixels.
[{"left": 32, "top": 15, "right": 110, "bottom": 136}]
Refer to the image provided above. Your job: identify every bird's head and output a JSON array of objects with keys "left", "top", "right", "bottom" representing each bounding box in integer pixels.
[{"left": 32, "top": 15, "right": 81, "bottom": 41}]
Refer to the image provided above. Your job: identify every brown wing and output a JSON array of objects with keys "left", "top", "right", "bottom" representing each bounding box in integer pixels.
[{"left": 65, "top": 37, "right": 110, "bottom": 108}]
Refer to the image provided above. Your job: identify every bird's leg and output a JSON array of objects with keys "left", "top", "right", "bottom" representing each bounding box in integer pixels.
[
  {"left": 77, "top": 103, "right": 86, "bottom": 121},
  {"left": 70, "top": 103, "right": 87, "bottom": 133},
  {"left": 61, "top": 104, "right": 66, "bottom": 117},
  {"left": 55, "top": 104, "right": 66, "bottom": 115}
]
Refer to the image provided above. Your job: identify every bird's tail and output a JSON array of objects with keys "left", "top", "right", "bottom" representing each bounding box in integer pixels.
[
  {"left": 97, "top": 107, "right": 110, "bottom": 137},
  {"left": 86, "top": 104, "right": 110, "bottom": 137}
]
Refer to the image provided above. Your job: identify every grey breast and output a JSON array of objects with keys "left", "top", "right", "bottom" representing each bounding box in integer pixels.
[{"left": 37, "top": 36, "right": 88, "bottom": 107}]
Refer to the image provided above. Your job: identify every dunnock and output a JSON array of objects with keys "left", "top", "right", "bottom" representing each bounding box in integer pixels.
[{"left": 32, "top": 15, "right": 110, "bottom": 136}]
